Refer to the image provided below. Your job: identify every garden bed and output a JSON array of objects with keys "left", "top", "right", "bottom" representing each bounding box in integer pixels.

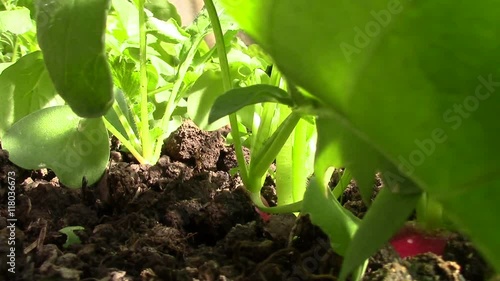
[{"left": 0, "top": 121, "right": 490, "bottom": 281}]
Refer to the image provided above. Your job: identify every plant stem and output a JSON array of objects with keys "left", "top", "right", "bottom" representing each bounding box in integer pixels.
[
  {"left": 292, "top": 118, "right": 308, "bottom": 202},
  {"left": 249, "top": 192, "right": 302, "bottom": 213},
  {"left": 333, "top": 169, "right": 352, "bottom": 199},
  {"left": 137, "top": 0, "right": 152, "bottom": 162},
  {"left": 252, "top": 65, "right": 282, "bottom": 154},
  {"left": 153, "top": 32, "right": 204, "bottom": 159},
  {"left": 11, "top": 36, "right": 18, "bottom": 63},
  {"left": 103, "top": 118, "right": 147, "bottom": 164},
  {"left": 276, "top": 105, "right": 294, "bottom": 206},
  {"left": 253, "top": 103, "right": 278, "bottom": 153},
  {"left": 111, "top": 102, "right": 142, "bottom": 152},
  {"left": 148, "top": 84, "right": 172, "bottom": 97},
  {"left": 416, "top": 192, "right": 443, "bottom": 230},
  {"left": 250, "top": 112, "right": 301, "bottom": 181},
  {"left": 203, "top": 0, "right": 249, "bottom": 183}
]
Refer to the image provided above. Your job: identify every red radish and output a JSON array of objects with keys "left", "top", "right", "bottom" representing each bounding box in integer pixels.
[
  {"left": 255, "top": 195, "right": 271, "bottom": 222},
  {"left": 255, "top": 207, "right": 271, "bottom": 222},
  {"left": 390, "top": 224, "right": 448, "bottom": 258}
]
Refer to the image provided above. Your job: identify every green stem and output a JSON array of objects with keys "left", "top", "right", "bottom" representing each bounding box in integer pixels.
[
  {"left": 111, "top": 102, "right": 142, "bottom": 152},
  {"left": 276, "top": 105, "right": 293, "bottom": 206},
  {"left": 249, "top": 192, "right": 302, "bottom": 213},
  {"left": 250, "top": 112, "right": 301, "bottom": 182},
  {"left": 137, "top": 0, "right": 152, "bottom": 162},
  {"left": 11, "top": 36, "right": 18, "bottom": 62},
  {"left": 416, "top": 192, "right": 443, "bottom": 230},
  {"left": 204, "top": 0, "right": 249, "bottom": 184},
  {"left": 103, "top": 118, "right": 147, "bottom": 164},
  {"left": 332, "top": 169, "right": 353, "bottom": 199},
  {"left": 269, "top": 64, "right": 281, "bottom": 86},
  {"left": 291, "top": 118, "right": 308, "bottom": 202},
  {"left": 252, "top": 103, "right": 277, "bottom": 156},
  {"left": 249, "top": 66, "right": 280, "bottom": 169},
  {"left": 153, "top": 32, "right": 205, "bottom": 159},
  {"left": 148, "top": 84, "right": 172, "bottom": 97}
]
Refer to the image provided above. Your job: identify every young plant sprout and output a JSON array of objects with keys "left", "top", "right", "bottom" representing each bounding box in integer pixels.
[
  {"left": 1, "top": 0, "right": 499, "bottom": 280},
  {"left": 1, "top": 0, "right": 237, "bottom": 187},
  {"left": 205, "top": 0, "right": 315, "bottom": 215}
]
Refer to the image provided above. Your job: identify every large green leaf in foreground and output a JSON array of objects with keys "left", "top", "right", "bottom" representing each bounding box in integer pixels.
[
  {"left": 3, "top": 106, "right": 109, "bottom": 188},
  {"left": 221, "top": 0, "right": 500, "bottom": 273},
  {"left": 36, "top": 0, "right": 113, "bottom": 118}
]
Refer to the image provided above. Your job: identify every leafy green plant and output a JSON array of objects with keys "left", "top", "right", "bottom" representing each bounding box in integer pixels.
[
  {"left": 3, "top": 105, "right": 110, "bottom": 187},
  {"left": 205, "top": 0, "right": 317, "bottom": 214},
  {"left": 217, "top": 0, "right": 500, "bottom": 279},
  {"left": 0, "top": 1, "right": 36, "bottom": 63},
  {"left": 0, "top": 0, "right": 238, "bottom": 187},
  {"left": 2, "top": 0, "right": 498, "bottom": 279}
]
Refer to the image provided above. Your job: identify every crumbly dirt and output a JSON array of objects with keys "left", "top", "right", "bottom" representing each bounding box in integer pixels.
[{"left": 0, "top": 121, "right": 491, "bottom": 281}]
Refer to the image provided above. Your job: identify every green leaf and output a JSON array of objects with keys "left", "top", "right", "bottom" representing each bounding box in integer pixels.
[
  {"left": 17, "top": 0, "right": 36, "bottom": 19},
  {"left": 339, "top": 188, "right": 421, "bottom": 280},
  {"left": 110, "top": 56, "right": 140, "bottom": 99},
  {"left": 439, "top": 179, "right": 500, "bottom": 273},
  {"left": 208, "top": 84, "right": 293, "bottom": 123},
  {"left": 3, "top": 106, "right": 109, "bottom": 188},
  {"left": 0, "top": 63, "right": 14, "bottom": 74},
  {"left": 249, "top": 112, "right": 301, "bottom": 188},
  {"left": 36, "top": 0, "right": 114, "bottom": 118},
  {"left": 147, "top": 18, "right": 188, "bottom": 44},
  {"left": 275, "top": 105, "right": 294, "bottom": 205},
  {"left": 187, "top": 70, "right": 229, "bottom": 131},
  {"left": 0, "top": 7, "right": 33, "bottom": 34},
  {"left": 104, "top": 90, "right": 139, "bottom": 140},
  {"left": 145, "top": 0, "right": 181, "bottom": 23},
  {"left": 302, "top": 177, "right": 367, "bottom": 281},
  {"left": 59, "top": 226, "right": 84, "bottom": 248},
  {"left": 222, "top": 0, "right": 500, "bottom": 272},
  {"left": 302, "top": 177, "right": 360, "bottom": 255},
  {"left": 313, "top": 121, "right": 366, "bottom": 280},
  {"left": 0, "top": 51, "right": 59, "bottom": 138},
  {"left": 112, "top": 0, "right": 139, "bottom": 40}
]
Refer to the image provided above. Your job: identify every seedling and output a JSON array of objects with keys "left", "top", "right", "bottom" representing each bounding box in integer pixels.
[
  {"left": 1, "top": 1, "right": 499, "bottom": 280},
  {"left": 59, "top": 226, "right": 85, "bottom": 249},
  {"left": 206, "top": 2, "right": 367, "bottom": 278},
  {"left": 205, "top": 0, "right": 316, "bottom": 215},
  {"left": 0, "top": 0, "right": 237, "bottom": 187}
]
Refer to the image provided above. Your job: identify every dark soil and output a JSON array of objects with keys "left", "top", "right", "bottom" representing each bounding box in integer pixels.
[{"left": 0, "top": 121, "right": 491, "bottom": 281}]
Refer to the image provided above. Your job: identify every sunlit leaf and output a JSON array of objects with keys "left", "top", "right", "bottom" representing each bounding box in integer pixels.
[
  {"left": 3, "top": 106, "right": 109, "bottom": 188},
  {"left": 0, "top": 51, "right": 59, "bottom": 137},
  {"left": 208, "top": 84, "right": 293, "bottom": 123},
  {"left": 0, "top": 7, "right": 33, "bottom": 34},
  {"left": 145, "top": 0, "right": 181, "bottom": 23}
]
